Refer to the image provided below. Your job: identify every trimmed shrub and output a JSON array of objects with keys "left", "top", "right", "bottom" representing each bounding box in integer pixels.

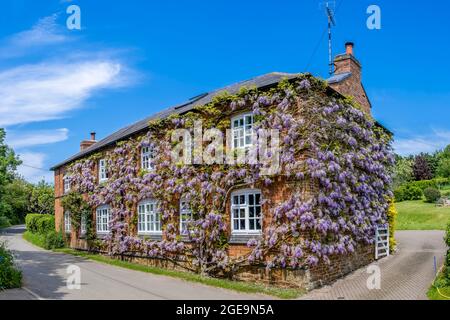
[
  {"left": 394, "top": 185, "right": 423, "bottom": 202},
  {"left": 44, "top": 231, "right": 65, "bottom": 250},
  {"left": 424, "top": 187, "right": 441, "bottom": 203},
  {"left": 0, "top": 241, "right": 22, "bottom": 289},
  {"left": 25, "top": 214, "right": 55, "bottom": 234}
]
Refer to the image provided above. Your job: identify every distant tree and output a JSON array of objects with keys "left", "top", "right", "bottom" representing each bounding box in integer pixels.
[
  {"left": 0, "top": 128, "right": 22, "bottom": 225},
  {"left": 392, "top": 155, "right": 414, "bottom": 188},
  {"left": 27, "top": 180, "right": 54, "bottom": 215},
  {"left": 0, "top": 128, "right": 21, "bottom": 191},
  {"left": 413, "top": 153, "right": 433, "bottom": 181},
  {"left": 437, "top": 145, "right": 450, "bottom": 178},
  {"left": 0, "top": 179, "right": 31, "bottom": 224}
]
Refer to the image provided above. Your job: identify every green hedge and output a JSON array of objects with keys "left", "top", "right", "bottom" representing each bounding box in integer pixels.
[
  {"left": 394, "top": 185, "right": 422, "bottom": 202},
  {"left": 0, "top": 242, "right": 22, "bottom": 289},
  {"left": 394, "top": 178, "right": 450, "bottom": 202},
  {"left": 25, "top": 214, "right": 55, "bottom": 234}
]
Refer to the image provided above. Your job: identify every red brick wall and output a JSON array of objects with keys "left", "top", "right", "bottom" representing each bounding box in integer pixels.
[{"left": 330, "top": 54, "right": 372, "bottom": 115}]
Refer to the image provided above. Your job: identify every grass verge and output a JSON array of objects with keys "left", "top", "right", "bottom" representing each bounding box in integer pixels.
[
  {"left": 395, "top": 200, "right": 450, "bottom": 230},
  {"left": 427, "top": 272, "right": 450, "bottom": 300},
  {"left": 22, "top": 231, "right": 47, "bottom": 248},
  {"left": 22, "top": 235, "right": 302, "bottom": 299}
]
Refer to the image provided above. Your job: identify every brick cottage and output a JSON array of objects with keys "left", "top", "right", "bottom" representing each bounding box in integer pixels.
[{"left": 51, "top": 43, "right": 391, "bottom": 289}]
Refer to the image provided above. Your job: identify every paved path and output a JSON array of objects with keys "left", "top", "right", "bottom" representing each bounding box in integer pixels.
[
  {"left": 0, "top": 226, "right": 269, "bottom": 300},
  {"left": 301, "top": 230, "right": 446, "bottom": 300}
]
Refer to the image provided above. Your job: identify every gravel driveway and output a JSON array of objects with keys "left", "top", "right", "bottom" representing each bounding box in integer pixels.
[{"left": 301, "top": 230, "right": 446, "bottom": 300}]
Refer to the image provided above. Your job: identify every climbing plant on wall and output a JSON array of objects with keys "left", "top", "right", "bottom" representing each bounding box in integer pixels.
[{"left": 64, "top": 74, "right": 394, "bottom": 276}]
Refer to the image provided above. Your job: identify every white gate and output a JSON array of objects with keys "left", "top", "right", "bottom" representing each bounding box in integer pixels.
[{"left": 375, "top": 226, "right": 389, "bottom": 260}]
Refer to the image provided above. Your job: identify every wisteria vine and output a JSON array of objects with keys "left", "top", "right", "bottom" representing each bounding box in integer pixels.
[{"left": 64, "top": 74, "right": 394, "bottom": 276}]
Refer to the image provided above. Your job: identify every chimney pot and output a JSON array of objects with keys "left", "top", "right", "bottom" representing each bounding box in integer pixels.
[
  {"left": 345, "top": 42, "right": 354, "bottom": 56},
  {"left": 90, "top": 132, "right": 96, "bottom": 141}
]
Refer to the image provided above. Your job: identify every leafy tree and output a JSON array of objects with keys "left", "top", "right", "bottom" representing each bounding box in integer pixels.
[
  {"left": 0, "top": 129, "right": 22, "bottom": 225},
  {"left": 0, "top": 179, "right": 31, "bottom": 224},
  {"left": 437, "top": 145, "right": 450, "bottom": 178},
  {"left": 392, "top": 155, "right": 414, "bottom": 188},
  {"left": 413, "top": 153, "right": 433, "bottom": 181},
  {"left": 0, "top": 129, "right": 21, "bottom": 191},
  {"left": 27, "top": 180, "right": 54, "bottom": 215}
]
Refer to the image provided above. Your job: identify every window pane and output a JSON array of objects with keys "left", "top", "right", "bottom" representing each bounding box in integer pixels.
[
  {"left": 256, "top": 219, "right": 262, "bottom": 230},
  {"left": 240, "top": 195, "right": 245, "bottom": 204},
  {"left": 249, "top": 194, "right": 254, "bottom": 205},
  {"left": 240, "top": 219, "right": 245, "bottom": 230},
  {"left": 249, "top": 220, "right": 255, "bottom": 230},
  {"left": 255, "top": 206, "right": 261, "bottom": 217},
  {"left": 249, "top": 207, "right": 254, "bottom": 218},
  {"left": 255, "top": 193, "right": 261, "bottom": 205}
]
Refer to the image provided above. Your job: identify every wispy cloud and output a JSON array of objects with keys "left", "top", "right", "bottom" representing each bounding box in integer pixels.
[
  {"left": 0, "top": 60, "right": 126, "bottom": 126},
  {"left": 6, "top": 128, "right": 69, "bottom": 149},
  {"left": 0, "top": 14, "right": 69, "bottom": 58},
  {"left": 394, "top": 129, "right": 450, "bottom": 156},
  {"left": 16, "top": 152, "right": 52, "bottom": 184}
]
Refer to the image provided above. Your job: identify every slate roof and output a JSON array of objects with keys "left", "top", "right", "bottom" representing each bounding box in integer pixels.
[
  {"left": 51, "top": 71, "right": 347, "bottom": 170},
  {"left": 327, "top": 72, "right": 352, "bottom": 84}
]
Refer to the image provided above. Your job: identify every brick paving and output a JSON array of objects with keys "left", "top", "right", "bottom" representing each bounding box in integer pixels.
[{"left": 300, "top": 231, "right": 446, "bottom": 300}]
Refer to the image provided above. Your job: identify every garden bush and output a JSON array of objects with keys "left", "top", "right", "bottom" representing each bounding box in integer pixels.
[
  {"left": 44, "top": 231, "right": 65, "bottom": 250},
  {"left": 25, "top": 214, "right": 55, "bottom": 234},
  {"left": 0, "top": 241, "right": 22, "bottom": 289},
  {"left": 387, "top": 200, "right": 397, "bottom": 252},
  {"left": 394, "top": 185, "right": 423, "bottom": 202},
  {"left": 424, "top": 187, "right": 441, "bottom": 203}
]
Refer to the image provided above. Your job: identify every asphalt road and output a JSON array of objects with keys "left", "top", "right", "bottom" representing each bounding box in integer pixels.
[{"left": 0, "top": 225, "right": 268, "bottom": 300}]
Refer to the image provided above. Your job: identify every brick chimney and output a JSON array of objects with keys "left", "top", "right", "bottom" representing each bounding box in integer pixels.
[
  {"left": 329, "top": 42, "right": 371, "bottom": 114},
  {"left": 80, "top": 132, "right": 97, "bottom": 151}
]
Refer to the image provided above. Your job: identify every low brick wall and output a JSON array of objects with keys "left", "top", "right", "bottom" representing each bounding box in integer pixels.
[{"left": 72, "top": 238, "right": 375, "bottom": 291}]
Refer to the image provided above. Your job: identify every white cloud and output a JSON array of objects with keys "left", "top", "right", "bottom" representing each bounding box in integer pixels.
[
  {"left": 16, "top": 152, "right": 53, "bottom": 184},
  {"left": 0, "top": 14, "right": 69, "bottom": 58},
  {"left": 6, "top": 128, "right": 69, "bottom": 149},
  {"left": 0, "top": 60, "right": 125, "bottom": 126},
  {"left": 394, "top": 129, "right": 450, "bottom": 156}
]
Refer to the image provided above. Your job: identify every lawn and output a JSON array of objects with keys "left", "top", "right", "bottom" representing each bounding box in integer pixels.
[{"left": 395, "top": 200, "right": 450, "bottom": 230}]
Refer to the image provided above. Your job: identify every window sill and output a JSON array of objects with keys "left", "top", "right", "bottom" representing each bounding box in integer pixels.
[
  {"left": 96, "top": 232, "right": 110, "bottom": 239},
  {"left": 229, "top": 233, "right": 262, "bottom": 244},
  {"left": 138, "top": 233, "right": 163, "bottom": 241}
]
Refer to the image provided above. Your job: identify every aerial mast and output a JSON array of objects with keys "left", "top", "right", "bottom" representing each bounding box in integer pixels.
[{"left": 323, "top": 1, "right": 336, "bottom": 75}]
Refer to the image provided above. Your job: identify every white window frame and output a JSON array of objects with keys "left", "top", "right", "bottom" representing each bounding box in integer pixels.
[
  {"left": 231, "top": 189, "right": 262, "bottom": 234},
  {"left": 63, "top": 175, "right": 71, "bottom": 194},
  {"left": 80, "top": 215, "right": 87, "bottom": 234},
  {"left": 180, "top": 198, "right": 193, "bottom": 235},
  {"left": 64, "top": 211, "right": 71, "bottom": 233},
  {"left": 141, "top": 146, "right": 155, "bottom": 171},
  {"left": 96, "top": 205, "right": 111, "bottom": 234},
  {"left": 137, "top": 199, "right": 161, "bottom": 235},
  {"left": 99, "top": 159, "right": 108, "bottom": 183},
  {"left": 231, "top": 112, "right": 254, "bottom": 150}
]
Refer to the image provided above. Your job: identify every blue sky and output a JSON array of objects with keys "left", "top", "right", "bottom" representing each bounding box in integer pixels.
[{"left": 0, "top": 0, "right": 449, "bottom": 183}]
